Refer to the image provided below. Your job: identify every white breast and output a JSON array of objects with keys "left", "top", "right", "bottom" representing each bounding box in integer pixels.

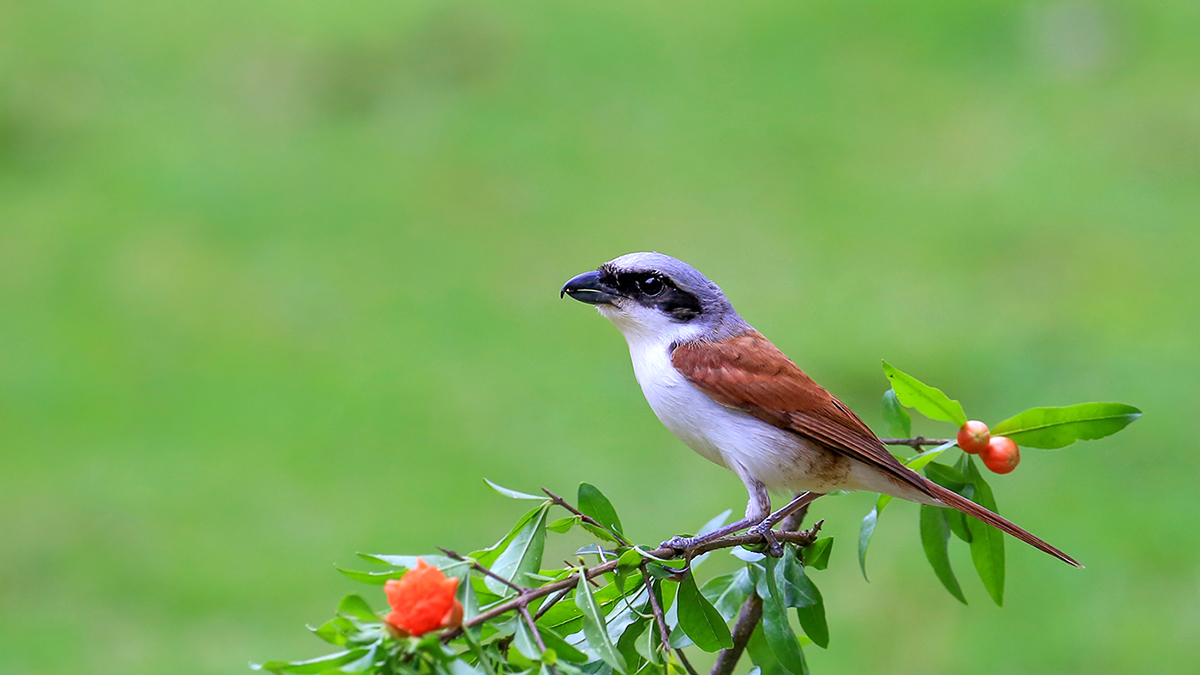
[{"left": 615, "top": 320, "right": 835, "bottom": 492}]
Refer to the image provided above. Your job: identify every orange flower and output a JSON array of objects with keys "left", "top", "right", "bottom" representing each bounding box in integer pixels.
[{"left": 384, "top": 559, "right": 463, "bottom": 637}]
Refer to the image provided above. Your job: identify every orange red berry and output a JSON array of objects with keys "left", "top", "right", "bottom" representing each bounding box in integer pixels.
[
  {"left": 981, "top": 436, "right": 1020, "bottom": 474},
  {"left": 957, "top": 420, "right": 991, "bottom": 455},
  {"left": 384, "top": 559, "right": 463, "bottom": 637}
]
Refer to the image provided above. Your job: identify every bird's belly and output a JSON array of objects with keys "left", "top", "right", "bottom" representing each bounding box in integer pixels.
[{"left": 631, "top": 345, "right": 854, "bottom": 493}]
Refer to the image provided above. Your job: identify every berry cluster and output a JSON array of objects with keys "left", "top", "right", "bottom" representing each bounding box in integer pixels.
[{"left": 956, "top": 420, "right": 1020, "bottom": 474}]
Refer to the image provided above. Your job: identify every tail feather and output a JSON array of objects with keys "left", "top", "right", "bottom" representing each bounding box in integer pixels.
[{"left": 923, "top": 479, "right": 1083, "bottom": 568}]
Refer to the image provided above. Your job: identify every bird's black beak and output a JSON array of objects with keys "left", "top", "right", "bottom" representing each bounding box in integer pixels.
[{"left": 561, "top": 270, "right": 619, "bottom": 305}]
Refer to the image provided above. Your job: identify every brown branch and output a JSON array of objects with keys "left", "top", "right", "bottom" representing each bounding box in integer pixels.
[{"left": 879, "top": 436, "right": 952, "bottom": 450}]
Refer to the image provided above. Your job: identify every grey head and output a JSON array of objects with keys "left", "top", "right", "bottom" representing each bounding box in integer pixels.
[{"left": 561, "top": 252, "right": 752, "bottom": 341}]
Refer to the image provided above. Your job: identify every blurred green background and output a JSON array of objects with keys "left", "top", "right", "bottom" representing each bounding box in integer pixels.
[{"left": 2, "top": 1, "right": 1197, "bottom": 673}]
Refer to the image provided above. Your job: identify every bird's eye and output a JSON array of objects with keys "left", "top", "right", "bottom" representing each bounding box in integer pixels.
[{"left": 638, "top": 275, "right": 664, "bottom": 296}]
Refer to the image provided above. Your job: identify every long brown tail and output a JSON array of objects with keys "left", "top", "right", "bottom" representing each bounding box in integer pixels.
[{"left": 922, "top": 479, "right": 1083, "bottom": 568}]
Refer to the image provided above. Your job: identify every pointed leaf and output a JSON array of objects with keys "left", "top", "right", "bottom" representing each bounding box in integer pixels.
[
  {"left": 513, "top": 618, "right": 543, "bottom": 660},
  {"left": 780, "top": 548, "right": 827, "bottom": 648},
  {"left": 701, "top": 568, "right": 753, "bottom": 622},
  {"left": 919, "top": 505, "right": 967, "bottom": 605},
  {"left": 676, "top": 571, "right": 733, "bottom": 652},
  {"left": 336, "top": 567, "right": 404, "bottom": 586},
  {"left": 251, "top": 649, "right": 364, "bottom": 674},
  {"left": 540, "top": 625, "right": 589, "bottom": 663},
  {"left": 548, "top": 516, "right": 579, "bottom": 534},
  {"left": 924, "top": 463, "right": 969, "bottom": 491},
  {"left": 857, "top": 494, "right": 892, "bottom": 580},
  {"left": 576, "top": 573, "right": 627, "bottom": 673},
  {"left": 881, "top": 389, "right": 912, "bottom": 438},
  {"left": 307, "top": 620, "right": 347, "bottom": 646},
  {"left": 578, "top": 483, "right": 625, "bottom": 537},
  {"left": 488, "top": 505, "right": 550, "bottom": 594},
  {"left": 755, "top": 559, "right": 809, "bottom": 675},
  {"left": 992, "top": 403, "right": 1142, "bottom": 449},
  {"left": 473, "top": 507, "right": 545, "bottom": 569},
  {"left": 336, "top": 595, "right": 378, "bottom": 623},
  {"left": 964, "top": 457, "right": 1005, "bottom": 606},
  {"left": 633, "top": 615, "right": 663, "bottom": 665},
  {"left": 485, "top": 479, "right": 549, "bottom": 501},
  {"left": 801, "top": 538, "right": 833, "bottom": 571},
  {"left": 746, "top": 624, "right": 792, "bottom": 675},
  {"left": 882, "top": 362, "right": 967, "bottom": 426}
]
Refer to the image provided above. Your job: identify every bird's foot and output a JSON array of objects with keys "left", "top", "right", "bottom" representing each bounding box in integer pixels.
[
  {"left": 747, "top": 522, "right": 784, "bottom": 558},
  {"left": 661, "top": 535, "right": 697, "bottom": 551}
]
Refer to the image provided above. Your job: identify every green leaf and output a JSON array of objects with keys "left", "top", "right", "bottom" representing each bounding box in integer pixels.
[
  {"left": 701, "top": 568, "right": 753, "bottom": 622},
  {"left": 746, "top": 624, "right": 794, "bottom": 675},
  {"left": 947, "top": 510, "right": 973, "bottom": 543},
  {"left": 578, "top": 483, "right": 625, "bottom": 537},
  {"left": 614, "top": 548, "right": 642, "bottom": 595},
  {"left": 882, "top": 361, "right": 967, "bottom": 426},
  {"left": 919, "top": 505, "right": 967, "bottom": 605},
  {"left": 575, "top": 572, "right": 627, "bottom": 673},
  {"left": 513, "top": 618, "right": 543, "bottom": 660},
  {"left": 780, "top": 548, "right": 828, "bottom": 649},
  {"left": 356, "top": 553, "right": 455, "bottom": 570},
  {"left": 548, "top": 516, "right": 579, "bottom": 534},
  {"left": 473, "top": 507, "right": 546, "bottom": 569},
  {"left": 633, "top": 616, "right": 663, "bottom": 665},
  {"left": 539, "top": 625, "right": 589, "bottom": 663},
  {"left": 487, "top": 505, "right": 550, "bottom": 594},
  {"left": 755, "top": 559, "right": 809, "bottom": 675},
  {"left": 857, "top": 494, "right": 892, "bottom": 581},
  {"left": 924, "top": 462, "right": 969, "bottom": 491},
  {"left": 336, "top": 567, "right": 404, "bottom": 586},
  {"left": 485, "top": 479, "right": 549, "bottom": 501},
  {"left": 616, "top": 616, "right": 649, "bottom": 670},
  {"left": 252, "top": 649, "right": 365, "bottom": 674},
  {"left": 964, "top": 457, "right": 1005, "bottom": 607},
  {"left": 339, "top": 644, "right": 379, "bottom": 674},
  {"left": 336, "top": 595, "right": 378, "bottom": 623},
  {"left": 676, "top": 571, "right": 733, "bottom": 652},
  {"left": 992, "top": 403, "right": 1142, "bottom": 449},
  {"left": 881, "top": 389, "right": 912, "bottom": 438},
  {"left": 801, "top": 537, "right": 833, "bottom": 571},
  {"left": 904, "top": 440, "right": 957, "bottom": 472},
  {"left": 307, "top": 620, "right": 346, "bottom": 646}
]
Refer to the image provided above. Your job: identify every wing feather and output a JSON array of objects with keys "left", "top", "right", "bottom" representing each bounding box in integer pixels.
[{"left": 670, "top": 331, "right": 925, "bottom": 491}]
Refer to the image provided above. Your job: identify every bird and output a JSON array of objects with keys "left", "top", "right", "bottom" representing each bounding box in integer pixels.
[{"left": 561, "top": 251, "right": 1080, "bottom": 567}]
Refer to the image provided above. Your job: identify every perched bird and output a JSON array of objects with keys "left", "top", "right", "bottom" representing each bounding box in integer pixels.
[{"left": 562, "top": 252, "right": 1080, "bottom": 566}]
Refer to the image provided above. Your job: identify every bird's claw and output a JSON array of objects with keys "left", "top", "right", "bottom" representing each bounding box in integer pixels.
[
  {"left": 661, "top": 535, "right": 696, "bottom": 551},
  {"left": 747, "top": 523, "right": 785, "bottom": 558}
]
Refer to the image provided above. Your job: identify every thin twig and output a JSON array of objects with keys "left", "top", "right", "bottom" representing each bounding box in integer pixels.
[
  {"left": 641, "top": 564, "right": 672, "bottom": 648},
  {"left": 542, "top": 488, "right": 633, "bottom": 547},
  {"left": 518, "top": 604, "right": 559, "bottom": 675},
  {"left": 676, "top": 648, "right": 701, "bottom": 675},
  {"left": 532, "top": 587, "right": 571, "bottom": 621},
  {"left": 439, "top": 548, "right": 525, "bottom": 594}
]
